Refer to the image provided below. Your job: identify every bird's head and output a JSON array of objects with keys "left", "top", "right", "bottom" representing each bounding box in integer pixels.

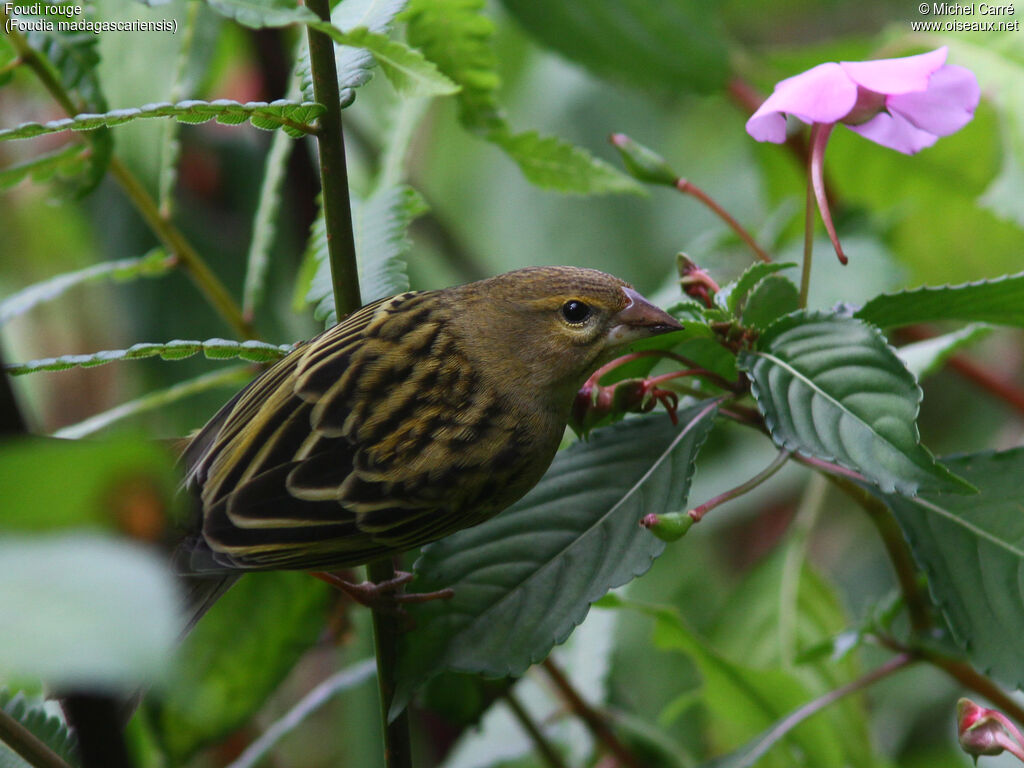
[{"left": 447, "top": 266, "right": 682, "bottom": 405}]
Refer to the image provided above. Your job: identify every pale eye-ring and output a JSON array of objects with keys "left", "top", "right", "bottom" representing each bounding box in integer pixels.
[{"left": 561, "top": 300, "right": 591, "bottom": 324}]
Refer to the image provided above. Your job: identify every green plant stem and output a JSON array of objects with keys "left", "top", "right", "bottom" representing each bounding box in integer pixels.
[
  {"left": 737, "top": 653, "right": 914, "bottom": 766},
  {"left": 303, "top": 3, "right": 402, "bottom": 764},
  {"left": 0, "top": 706, "right": 71, "bottom": 768},
  {"left": 689, "top": 448, "right": 790, "bottom": 521},
  {"left": 3, "top": 16, "right": 255, "bottom": 341},
  {"left": 107, "top": 158, "right": 255, "bottom": 339},
  {"left": 541, "top": 657, "right": 644, "bottom": 768},
  {"left": 877, "top": 635, "right": 1024, "bottom": 731},
  {"left": 502, "top": 690, "right": 569, "bottom": 768},
  {"left": 925, "top": 651, "right": 1024, "bottom": 730},
  {"left": 54, "top": 364, "right": 253, "bottom": 439},
  {"left": 675, "top": 177, "right": 771, "bottom": 264},
  {"left": 799, "top": 134, "right": 816, "bottom": 309},
  {"left": 828, "top": 477, "right": 933, "bottom": 634},
  {"left": 366, "top": 558, "right": 413, "bottom": 768},
  {"left": 306, "top": 0, "right": 361, "bottom": 318},
  {"left": 778, "top": 472, "right": 828, "bottom": 667}
]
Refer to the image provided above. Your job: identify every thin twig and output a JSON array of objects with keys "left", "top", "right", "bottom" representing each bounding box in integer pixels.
[
  {"left": 923, "top": 651, "right": 1024, "bottom": 730},
  {"left": 366, "top": 558, "right": 413, "bottom": 768},
  {"left": 541, "top": 657, "right": 644, "bottom": 768},
  {"left": 900, "top": 326, "right": 1024, "bottom": 417},
  {"left": 689, "top": 448, "right": 790, "bottom": 521},
  {"left": 2, "top": 15, "right": 255, "bottom": 341},
  {"left": 733, "top": 653, "right": 914, "bottom": 766},
  {"left": 675, "top": 178, "right": 771, "bottom": 264},
  {"left": 227, "top": 658, "right": 377, "bottom": 768},
  {"left": 107, "top": 158, "right": 256, "bottom": 340},
  {"left": 827, "top": 477, "right": 933, "bottom": 634},
  {"left": 502, "top": 690, "right": 569, "bottom": 768},
  {"left": 0, "top": 703, "right": 71, "bottom": 768}
]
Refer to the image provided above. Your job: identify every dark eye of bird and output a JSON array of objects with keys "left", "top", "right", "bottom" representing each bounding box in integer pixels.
[{"left": 561, "top": 300, "right": 591, "bottom": 324}]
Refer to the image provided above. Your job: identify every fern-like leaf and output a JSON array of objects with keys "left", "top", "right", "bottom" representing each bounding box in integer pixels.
[
  {"left": 6, "top": 339, "right": 293, "bottom": 375},
  {"left": 0, "top": 689, "right": 79, "bottom": 768},
  {"left": 0, "top": 100, "right": 325, "bottom": 142},
  {"left": 0, "top": 250, "right": 172, "bottom": 327},
  {"left": 305, "top": 185, "right": 428, "bottom": 325}
]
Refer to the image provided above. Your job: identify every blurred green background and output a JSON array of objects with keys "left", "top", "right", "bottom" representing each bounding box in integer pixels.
[{"left": 1, "top": 0, "right": 1022, "bottom": 766}]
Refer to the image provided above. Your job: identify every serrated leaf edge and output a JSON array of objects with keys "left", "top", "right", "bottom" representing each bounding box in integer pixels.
[
  {"left": 741, "top": 311, "right": 969, "bottom": 496},
  {"left": 0, "top": 100, "right": 325, "bottom": 142},
  {"left": 855, "top": 270, "right": 1024, "bottom": 328},
  {"left": 436, "top": 401, "right": 720, "bottom": 678}
]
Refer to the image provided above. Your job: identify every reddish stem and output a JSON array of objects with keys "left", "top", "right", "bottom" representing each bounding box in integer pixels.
[
  {"left": 675, "top": 178, "right": 772, "bottom": 263},
  {"left": 809, "top": 123, "right": 846, "bottom": 265},
  {"left": 900, "top": 326, "right": 1024, "bottom": 417}
]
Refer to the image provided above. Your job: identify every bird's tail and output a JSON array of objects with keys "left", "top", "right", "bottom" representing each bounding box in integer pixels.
[{"left": 178, "top": 572, "right": 242, "bottom": 638}]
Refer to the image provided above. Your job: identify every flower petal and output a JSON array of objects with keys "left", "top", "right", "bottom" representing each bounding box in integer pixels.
[
  {"left": 746, "top": 62, "right": 858, "bottom": 142},
  {"left": 846, "top": 110, "right": 939, "bottom": 154},
  {"left": 840, "top": 47, "right": 947, "bottom": 95},
  {"left": 887, "top": 65, "right": 980, "bottom": 136}
]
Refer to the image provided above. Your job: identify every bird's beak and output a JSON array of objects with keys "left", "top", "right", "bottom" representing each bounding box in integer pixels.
[{"left": 606, "top": 286, "right": 683, "bottom": 346}]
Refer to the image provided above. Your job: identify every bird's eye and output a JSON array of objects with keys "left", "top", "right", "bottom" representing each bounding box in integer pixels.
[{"left": 561, "top": 300, "right": 591, "bottom": 324}]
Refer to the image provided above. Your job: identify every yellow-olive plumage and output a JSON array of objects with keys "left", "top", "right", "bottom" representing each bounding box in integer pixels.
[{"left": 181, "top": 266, "right": 680, "bottom": 574}]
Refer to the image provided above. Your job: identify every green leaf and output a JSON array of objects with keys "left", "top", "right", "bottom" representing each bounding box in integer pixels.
[
  {"left": 306, "top": 185, "right": 428, "bottom": 326},
  {"left": 392, "top": 404, "right": 719, "bottom": 717},
  {"left": 497, "top": 0, "right": 729, "bottom": 95},
  {"left": 54, "top": 365, "right": 252, "bottom": 439},
  {"left": 25, "top": 22, "right": 111, "bottom": 196},
  {"left": 602, "top": 595, "right": 851, "bottom": 768},
  {"left": 202, "top": 0, "right": 317, "bottom": 27},
  {"left": 310, "top": 25, "right": 459, "bottom": 97},
  {"left": 146, "top": 572, "right": 330, "bottom": 764},
  {"left": 489, "top": 129, "right": 643, "bottom": 195},
  {"left": 741, "top": 275, "right": 800, "bottom": 330},
  {"left": 0, "top": 690, "right": 79, "bottom": 768},
  {"left": 156, "top": 0, "right": 203, "bottom": 215},
  {"left": 738, "top": 312, "right": 974, "bottom": 496},
  {"left": 0, "top": 144, "right": 89, "bottom": 191},
  {"left": 297, "top": 0, "right": 408, "bottom": 104},
  {"left": 0, "top": 435, "right": 184, "bottom": 531},
  {"left": 26, "top": 25, "right": 104, "bottom": 110},
  {"left": 0, "top": 535, "right": 179, "bottom": 689},
  {"left": 0, "top": 250, "right": 172, "bottom": 327},
  {"left": 878, "top": 448, "right": 1024, "bottom": 688},
  {"left": 707, "top": 549, "right": 875, "bottom": 768},
  {"left": 6, "top": 338, "right": 293, "bottom": 375},
  {"left": 404, "top": 0, "right": 504, "bottom": 131},
  {"left": 714, "top": 262, "right": 796, "bottom": 316},
  {"left": 896, "top": 325, "right": 992, "bottom": 382},
  {"left": 404, "top": 0, "right": 639, "bottom": 194},
  {"left": 854, "top": 271, "right": 1024, "bottom": 329},
  {"left": 0, "top": 99, "right": 325, "bottom": 142},
  {"left": 0, "top": 35, "right": 16, "bottom": 87}
]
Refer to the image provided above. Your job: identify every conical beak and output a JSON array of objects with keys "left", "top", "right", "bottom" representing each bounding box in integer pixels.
[{"left": 607, "top": 286, "right": 683, "bottom": 345}]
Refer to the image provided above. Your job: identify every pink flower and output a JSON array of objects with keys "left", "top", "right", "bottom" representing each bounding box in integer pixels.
[{"left": 746, "top": 47, "right": 979, "bottom": 155}]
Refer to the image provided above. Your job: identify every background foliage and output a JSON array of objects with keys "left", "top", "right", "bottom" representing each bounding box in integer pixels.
[{"left": 0, "top": 0, "right": 1022, "bottom": 767}]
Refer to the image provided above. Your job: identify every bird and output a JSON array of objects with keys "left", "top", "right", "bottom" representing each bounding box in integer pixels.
[{"left": 176, "top": 266, "right": 681, "bottom": 624}]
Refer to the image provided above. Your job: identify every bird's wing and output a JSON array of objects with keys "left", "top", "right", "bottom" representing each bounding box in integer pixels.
[{"left": 183, "top": 291, "right": 511, "bottom": 572}]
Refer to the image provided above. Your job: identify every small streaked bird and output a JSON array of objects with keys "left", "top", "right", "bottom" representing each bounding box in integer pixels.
[{"left": 178, "top": 266, "right": 681, "bottom": 621}]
